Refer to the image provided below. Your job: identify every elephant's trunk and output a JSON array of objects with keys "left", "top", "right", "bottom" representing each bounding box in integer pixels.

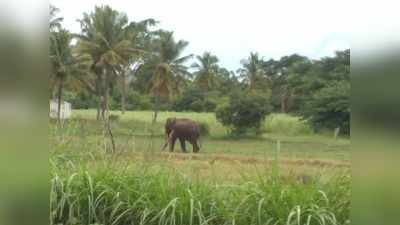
[{"left": 161, "top": 130, "right": 174, "bottom": 151}]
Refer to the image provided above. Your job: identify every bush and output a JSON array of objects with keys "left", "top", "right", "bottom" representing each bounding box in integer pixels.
[
  {"left": 109, "top": 91, "right": 152, "bottom": 111},
  {"left": 197, "top": 121, "right": 210, "bottom": 136},
  {"left": 124, "top": 91, "right": 152, "bottom": 110},
  {"left": 216, "top": 92, "right": 271, "bottom": 136},
  {"left": 65, "top": 91, "right": 97, "bottom": 109}
]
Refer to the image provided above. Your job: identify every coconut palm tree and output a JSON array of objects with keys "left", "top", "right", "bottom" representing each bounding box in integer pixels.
[
  {"left": 148, "top": 31, "right": 192, "bottom": 122},
  {"left": 238, "top": 52, "right": 267, "bottom": 90},
  {"left": 75, "top": 5, "right": 140, "bottom": 119},
  {"left": 49, "top": 5, "right": 63, "bottom": 32},
  {"left": 50, "top": 29, "right": 91, "bottom": 123},
  {"left": 192, "top": 52, "right": 219, "bottom": 92},
  {"left": 118, "top": 19, "right": 158, "bottom": 114}
]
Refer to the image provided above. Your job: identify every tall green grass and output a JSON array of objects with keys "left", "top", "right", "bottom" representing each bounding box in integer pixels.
[
  {"left": 51, "top": 162, "right": 350, "bottom": 225},
  {"left": 264, "top": 114, "right": 313, "bottom": 136},
  {"left": 50, "top": 112, "right": 350, "bottom": 225}
]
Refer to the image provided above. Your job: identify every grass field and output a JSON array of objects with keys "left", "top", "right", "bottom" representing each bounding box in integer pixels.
[
  {"left": 50, "top": 110, "right": 350, "bottom": 225},
  {"left": 67, "top": 110, "right": 350, "bottom": 160}
]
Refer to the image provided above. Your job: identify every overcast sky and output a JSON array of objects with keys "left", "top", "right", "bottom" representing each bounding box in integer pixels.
[{"left": 50, "top": 0, "right": 351, "bottom": 71}]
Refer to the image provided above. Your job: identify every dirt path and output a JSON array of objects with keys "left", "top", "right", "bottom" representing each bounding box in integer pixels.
[{"left": 132, "top": 152, "right": 350, "bottom": 168}]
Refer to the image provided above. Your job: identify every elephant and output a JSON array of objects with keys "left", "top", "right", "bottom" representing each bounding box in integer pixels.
[{"left": 161, "top": 117, "right": 201, "bottom": 153}]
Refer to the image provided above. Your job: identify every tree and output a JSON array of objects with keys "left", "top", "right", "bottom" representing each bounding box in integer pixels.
[
  {"left": 299, "top": 50, "right": 350, "bottom": 134},
  {"left": 213, "top": 68, "right": 241, "bottom": 95},
  {"left": 148, "top": 31, "right": 192, "bottom": 122},
  {"left": 173, "top": 87, "right": 216, "bottom": 112},
  {"left": 267, "top": 54, "right": 312, "bottom": 113},
  {"left": 216, "top": 92, "right": 271, "bottom": 136},
  {"left": 50, "top": 29, "right": 72, "bottom": 123},
  {"left": 50, "top": 27, "right": 92, "bottom": 123},
  {"left": 118, "top": 19, "right": 158, "bottom": 114},
  {"left": 49, "top": 5, "right": 63, "bottom": 32},
  {"left": 302, "top": 81, "right": 350, "bottom": 134},
  {"left": 192, "top": 52, "right": 219, "bottom": 92},
  {"left": 238, "top": 52, "right": 270, "bottom": 91},
  {"left": 75, "top": 5, "right": 139, "bottom": 120}
]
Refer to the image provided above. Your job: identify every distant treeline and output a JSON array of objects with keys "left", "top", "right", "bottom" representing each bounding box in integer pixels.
[{"left": 50, "top": 5, "right": 349, "bottom": 134}]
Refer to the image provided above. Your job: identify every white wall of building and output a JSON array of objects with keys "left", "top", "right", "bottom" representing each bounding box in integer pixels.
[{"left": 49, "top": 100, "right": 71, "bottom": 119}]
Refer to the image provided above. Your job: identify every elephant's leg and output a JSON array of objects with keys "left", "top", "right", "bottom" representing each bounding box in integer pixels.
[
  {"left": 179, "top": 138, "right": 187, "bottom": 153},
  {"left": 169, "top": 137, "right": 177, "bottom": 152},
  {"left": 190, "top": 139, "right": 200, "bottom": 153}
]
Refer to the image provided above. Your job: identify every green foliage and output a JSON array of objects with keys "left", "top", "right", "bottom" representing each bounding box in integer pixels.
[
  {"left": 264, "top": 114, "right": 313, "bottom": 135},
  {"left": 126, "top": 91, "right": 152, "bottom": 110},
  {"left": 216, "top": 92, "right": 271, "bottom": 136},
  {"left": 192, "top": 52, "right": 219, "bottom": 91},
  {"left": 203, "top": 100, "right": 217, "bottom": 112},
  {"left": 49, "top": 4, "right": 350, "bottom": 134},
  {"left": 148, "top": 31, "right": 192, "bottom": 99},
  {"left": 173, "top": 88, "right": 216, "bottom": 112},
  {"left": 297, "top": 50, "right": 350, "bottom": 135},
  {"left": 197, "top": 121, "right": 210, "bottom": 136},
  {"left": 302, "top": 81, "right": 350, "bottom": 135},
  {"left": 64, "top": 90, "right": 97, "bottom": 109},
  {"left": 110, "top": 90, "right": 152, "bottom": 111}
]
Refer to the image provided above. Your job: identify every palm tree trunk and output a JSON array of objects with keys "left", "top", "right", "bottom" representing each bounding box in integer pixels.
[
  {"left": 152, "top": 94, "right": 160, "bottom": 124},
  {"left": 51, "top": 80, "right": 57, "bottom": 100},
  {"left": 97, "top": 102, "right": 101, "bottom": 120},
  {"left": 57, "top": 76, "right": 64, "bottom": 124},
  {"left": 121, "top": 71, "right": 126, "bottom": 114},
  {"left": 250, "top": 75, "right": 256, "bottom": 90},
  {"left": 103, "top": 70, "right": 115, "bottom": 153},
  {"left": 280, "top": 96, "right": 286, "bottom": 113},
  {"left": 100, "top": 70, "right": 107, "bottom": 120},
  {"left": 105, "top": 82, "right": 110, "bottom": 116},
  {"left": 95, "top": 74, "right": 102, "bottom": 120}
]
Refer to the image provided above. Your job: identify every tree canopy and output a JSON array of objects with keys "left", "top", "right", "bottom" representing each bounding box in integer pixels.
[{"left": 50, "top": 4, "right": 350, "bottom": 134}]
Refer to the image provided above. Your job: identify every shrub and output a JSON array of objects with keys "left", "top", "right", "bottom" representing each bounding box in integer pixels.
[
  {"left": 65, "top": 91, "right": 97, "bottom": 109},
  {"left": 216, "top": 92, "right": 271, "bottom": 136},
  {"left": 125, "top": 91, "right": 152, "bottom": 110},
  {"left": 197, "top": 121, "right": 210, "bottom": 136}
]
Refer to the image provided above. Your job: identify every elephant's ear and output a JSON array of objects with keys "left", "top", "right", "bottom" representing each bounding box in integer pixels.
[
  {"left": 171, "top": 117, "right": 177, "bottom": 125},
  {"left": 166, "top": 117, "right": 177, "bottom": 126}
]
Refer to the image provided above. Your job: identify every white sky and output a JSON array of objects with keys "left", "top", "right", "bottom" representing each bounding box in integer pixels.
[{"left": 49, "top": 0, "right": 352, "bottom": 70}]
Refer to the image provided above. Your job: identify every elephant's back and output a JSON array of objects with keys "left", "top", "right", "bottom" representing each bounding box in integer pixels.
[{"left": 174, "top": 119, "right": 200, "bottom": 138}]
